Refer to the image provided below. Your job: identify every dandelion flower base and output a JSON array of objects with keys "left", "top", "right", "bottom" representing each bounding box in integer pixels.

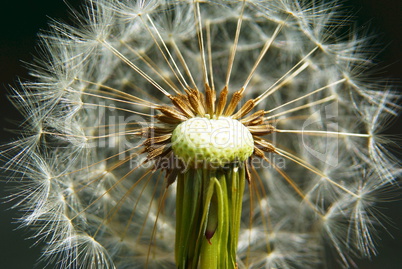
[{"left": 172, "top": 117, "right": 254, "bottom": 167}]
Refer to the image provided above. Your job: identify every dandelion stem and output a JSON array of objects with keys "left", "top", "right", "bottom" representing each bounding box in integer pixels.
[{"left": 175, "top": 164, "right": 246, "bottom": 269}]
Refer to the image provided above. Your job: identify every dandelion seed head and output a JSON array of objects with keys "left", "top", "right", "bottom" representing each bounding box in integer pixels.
[{"left": 1, "top": 0, "right": 400, "bottom": 268}]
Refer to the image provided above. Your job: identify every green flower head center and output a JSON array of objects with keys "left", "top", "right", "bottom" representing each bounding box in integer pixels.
[{"left": 171, "top": 117, "right": 254, "bottom": 166}]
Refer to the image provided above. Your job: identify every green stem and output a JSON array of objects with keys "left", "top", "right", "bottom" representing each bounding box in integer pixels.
[
  {"left": 175, "top": 163, "right": 246, "bottom": 269},
  {"left": 200, "top": 226, "right": 219, "bottom": 269}
]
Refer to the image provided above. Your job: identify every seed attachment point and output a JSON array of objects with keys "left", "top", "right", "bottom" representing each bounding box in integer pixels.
[{"left": 172, "top": 117, "right": 254, "bottom": 167}]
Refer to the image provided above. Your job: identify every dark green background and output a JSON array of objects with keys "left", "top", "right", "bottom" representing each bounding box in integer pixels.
[{"left": 0, "top": 1, "right": 401, "bottom": 268}]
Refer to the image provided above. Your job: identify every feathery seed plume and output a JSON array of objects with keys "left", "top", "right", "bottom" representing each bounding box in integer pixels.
[{"left": 1, "top": 0, "right": 400, "bottom": 268}]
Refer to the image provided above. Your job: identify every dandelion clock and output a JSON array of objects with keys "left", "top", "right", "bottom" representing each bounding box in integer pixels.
[{"left": 1, "top": 0, "right": 401, "bottom": 268}]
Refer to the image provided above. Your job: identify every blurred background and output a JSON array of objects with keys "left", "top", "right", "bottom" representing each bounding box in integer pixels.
[{"left": 0, "top": 0, "right": 400, "bottom": 268}]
